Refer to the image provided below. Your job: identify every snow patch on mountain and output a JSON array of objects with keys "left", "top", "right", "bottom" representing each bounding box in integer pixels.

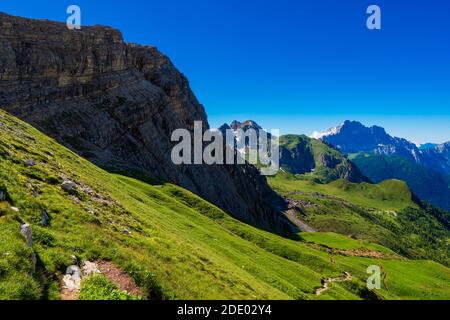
[{"left": 310, "top": 123, "right": 344, "bottom": 140}]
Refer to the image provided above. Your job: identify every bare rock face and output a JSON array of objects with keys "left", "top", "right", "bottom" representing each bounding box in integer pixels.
[
  {"left": 0, "top": 13, "right": 289, "bottom": 232},
  {"left": 41, "top": 209, "right": 50, "bottom": 226},
  {"left": 63, "top": 265, "right": 82, "bottom": 291},
  {"left": 81, "top": 261, "right": 101, "bottom": 277},
  {"left": 20, "top": 223, "right": 33, "bottom": 247},
  {"left": 61, "top": 180, "right": 77, "bottom": 193},
  {"left": 20, "top": 223, "right": 36, "bottom": 274}
]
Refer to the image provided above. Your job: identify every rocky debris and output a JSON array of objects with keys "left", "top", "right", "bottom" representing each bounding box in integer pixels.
[
  {"left": 41, "top": 209, "right": 50, "bottom": 226},
  {"left": 70, "top": 195, "right": 81, "bottom": 205},
  {"left": 63, "top": 178, "right": 118, "bottom": 207},
  {"left": 19, "top": 223, "right": 33, "bottom": 247},
  {"left": 24, "top": 159, "right": 36, "bottom": 167},
  {"left": 61, "top": 260, "right": 143, "bottom": 300},
  {"left": 61, "top": 261, "right": 100, "bottom": 298},
  {"left": 62, "top": 265, "right": 82, "bottom": 291},
  {"left": 312, "top": 192, "right": 328, "bottom": 199},
  {"left": 91, "top": 194, "right": 113, "bottom": 206},
  {"left": 0, "top": 12, "right": 289, "bottom": 232},
  {"left": 81, "top": 186, "right": 94, "bottom": 196},
  {"left": 286, "top": 198, "right": 318, "bottom": 209},
  {"left": 25, "top": 179, "right": 42, "bottom": 197},
  {"left": 61, "top": 180, "right": 77, "bottom": 193},
  {"left": 81, "top": 261, "right": 101, "bottom": 277}
]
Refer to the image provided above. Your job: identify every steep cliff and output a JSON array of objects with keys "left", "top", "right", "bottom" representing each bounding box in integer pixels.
[{"left": 0, "top": 13, "right": 289, "bottom": 231}]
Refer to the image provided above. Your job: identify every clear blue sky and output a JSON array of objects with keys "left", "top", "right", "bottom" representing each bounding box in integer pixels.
[{"left": 1, "top": 0, "right": 449, "bottom": 143}]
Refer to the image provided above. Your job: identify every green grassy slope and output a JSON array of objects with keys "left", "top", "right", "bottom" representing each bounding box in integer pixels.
[
  {"left": 269, "top": 172, "right": 450, "bottom": 266},
  {"left": 271, "top": 172, "right": 414, "bottom": 211},
  {"left": 279, "top": 135, "right": 366, "bottom": 183},
  {"left": 299, "top": 232, "right": 396, "bottom": 254},
  {"left": 349, "top": 153, "right": 450, "bottom": 212},
  {"left": 0, "top": 110, "right": 449, "bottom": 300}
]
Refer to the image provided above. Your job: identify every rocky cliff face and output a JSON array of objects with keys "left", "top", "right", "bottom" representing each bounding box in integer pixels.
[
  {"left": 318, "top": 121, "right": 415, "bottom": 156},
  {"left": 422, "top": 142, "right": 450, "bottom": 176},
  {"left": 0, "top": 13, "right": 290, "bottom": 231}
]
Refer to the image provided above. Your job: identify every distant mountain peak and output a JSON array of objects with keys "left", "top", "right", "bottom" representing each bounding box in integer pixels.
[
  {"left": 310, "top": 120, "right": 387, "bottom": 140},
  {"left": 315, "top": 120, "right": 450, "bottom": 177},
  {"left": 230, "top": 120, "right": 242, "bottom": 130},
  {"left": 436, "top": 141, "right": 450, "bottom": 154},
  {"left": 340, "top": 120, "right": 388, "bottom": 135},
  {"left": 313, "top": 120, "right": 400, "bottom": 153},
  {"left": 310, "top": 122, "right": 345, "bottom": 140},
  {"left": 223, "top": 120, "right": 268, "bottom": 139},
  {"left": 229, "top": 120, "right": 262, "bottom": 131}
]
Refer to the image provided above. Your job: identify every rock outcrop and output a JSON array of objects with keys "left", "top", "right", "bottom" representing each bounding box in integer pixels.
[
  {"left": 19, "top": 223, "right": 36, "bottom": 274},
  {"left": 0, "top": 13, "right": 289, "bottom": 231},
  {"left": 19, "top": 223, "right": 33, "bottom": 247}
]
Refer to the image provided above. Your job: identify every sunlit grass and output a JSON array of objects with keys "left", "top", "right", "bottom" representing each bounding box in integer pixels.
[{"left": 0, "top": 110, "right": 449, "bottom": 300}]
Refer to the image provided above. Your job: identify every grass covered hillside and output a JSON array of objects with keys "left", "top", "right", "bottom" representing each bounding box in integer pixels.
[
  {"left": 349, "top": 153, "right": 450, "bottom": 212},
  {"left": 279, "top": 135, "right": 367, "bottom": 183},
  {"left": 0, "top": 110, "right": 449, "bottom": 300},
  {"left": 269, "top": 172, "right": 450, "bottom": 266}
]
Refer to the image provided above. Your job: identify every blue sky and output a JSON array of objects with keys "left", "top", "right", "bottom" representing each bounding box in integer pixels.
[{"left": 1, "top": 0, "right": 449, "bottom": 143}]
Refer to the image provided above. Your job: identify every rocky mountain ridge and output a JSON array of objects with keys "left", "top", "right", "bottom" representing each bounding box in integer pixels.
[
  {"left": 317, "top": 120, "right": 450, "bottom": 176},
  {"left": 220, "top": 120, "right": 368, "bottom": 183},
  {"left": 0, "top": 13, "right": 289, "bottom": 231},
  {"left": 315, "top": 120, "right": 450, "bottom": 211}
]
